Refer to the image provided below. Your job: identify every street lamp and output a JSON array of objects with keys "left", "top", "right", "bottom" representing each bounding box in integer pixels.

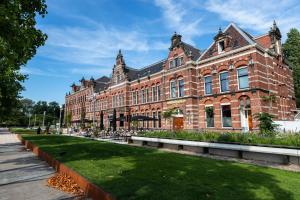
[
  {"left": 92, "top": 93, "right": 96, "bottom": 131},
  {"left": 42, "top": 111, "right": 46, "bottom": 129},
  {"left": 57, "top": 105, "right": 63, "bottom": 134}
]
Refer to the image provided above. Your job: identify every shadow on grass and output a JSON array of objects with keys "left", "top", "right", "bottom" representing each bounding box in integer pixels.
[{"left": 21, "top": 135, "right": 298, "bottom": 200}]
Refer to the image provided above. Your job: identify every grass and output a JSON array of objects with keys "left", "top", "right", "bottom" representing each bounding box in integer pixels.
[
  {"left": 10, "top": 127, "right": 36, "bottom": 134},
  {"left": 20, "top": 134, "right": 300, "bottom": 200},
  {"left": 139, "top": 131, "right": 300, "bottom": 148}
]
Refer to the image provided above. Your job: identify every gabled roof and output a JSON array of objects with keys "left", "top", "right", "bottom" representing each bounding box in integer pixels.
[
  {"left": 198, "top": 23, "right": 256, "bottom": 61},
  {"left": 94, "top": 76, "right": 110, "bottom": 92},
  {"left": 182, "top": 42, "right": 201, "bottom": 61}
]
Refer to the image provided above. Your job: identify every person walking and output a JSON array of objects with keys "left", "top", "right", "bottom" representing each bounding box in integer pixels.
[{"left": 37, "top": 126, "right": 41, "bottom": 134}]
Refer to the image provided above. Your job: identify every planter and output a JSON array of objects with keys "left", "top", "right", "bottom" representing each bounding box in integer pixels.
[{"left": 131, "top": 136, "right": 300, "bottom": 165}]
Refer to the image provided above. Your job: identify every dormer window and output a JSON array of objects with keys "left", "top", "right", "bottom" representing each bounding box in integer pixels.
[
  {"left": 218, "top": 40, "right": 225, "bottom": 53},
  {"left": 169, "top": 57, "right": 184, "bottom": 68}
]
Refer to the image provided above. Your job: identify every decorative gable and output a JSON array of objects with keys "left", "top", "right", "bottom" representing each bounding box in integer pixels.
[
  {"left": 111, "top": 50, "right": 127, "bottom": 85},
  {"left": 199, "top": 23, "right": 254, "bottom": 61},
  {"left": 165, "top": 32, "right": 201, "bottom": 70}
]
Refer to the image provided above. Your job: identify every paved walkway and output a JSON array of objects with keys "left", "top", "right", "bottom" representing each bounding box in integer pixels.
[{"left": 0, "top": 128, "right": 75, "bottom": 200}]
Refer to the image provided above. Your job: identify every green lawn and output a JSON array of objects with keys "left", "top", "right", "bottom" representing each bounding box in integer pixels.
[{"left": 21, "top": 134, "right": 300, "bottom": 200}]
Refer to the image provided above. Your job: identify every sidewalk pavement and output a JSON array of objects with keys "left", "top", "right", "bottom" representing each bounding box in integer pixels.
[{"left": 0, "top": 128, "right": 76, "bottom": 200}]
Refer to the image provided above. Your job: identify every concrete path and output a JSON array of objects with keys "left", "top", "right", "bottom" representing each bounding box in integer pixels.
[{"left": 0, "top": 128, "right": 76, "bottom": 200}]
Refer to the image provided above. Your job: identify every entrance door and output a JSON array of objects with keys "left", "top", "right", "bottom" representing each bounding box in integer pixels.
[
  {"left": 240, "top": 109, "right": 253, "bottom": 132},
  {"left": 173, "top": 117, "right": 184, "bottom": 130}
]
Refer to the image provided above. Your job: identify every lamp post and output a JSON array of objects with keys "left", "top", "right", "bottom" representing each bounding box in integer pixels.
[
  {"left": 34, "top": 114, "right": 36, "bottom": 128},
  {"left": 92, "top": 93, "right": 96, "bottom": 131},
  {"left": 42, "top": 111, "right": 46, "bottom": 129},
  {"left": 28, "top": 112, "right": 31, "bottom": 128},
  {"left": 58, "top": 105, "right": 63, "bottom": 134}
]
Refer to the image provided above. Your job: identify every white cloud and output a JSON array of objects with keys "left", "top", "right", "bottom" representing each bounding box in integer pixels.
[
  {"left": 205, "top": 0, "right": 300, "bottom": 39},
  {"left": 70, "top": 66, "right": 112, "bottom": 77},
  {"left": 21, "top": 66, "right": 68, "bottom": 78},
  {"left": 154, "top": 0, "right": 205, "bottom": 44},
  {"left": 39, "top": 24, "right": 169, "bottom": 66}
]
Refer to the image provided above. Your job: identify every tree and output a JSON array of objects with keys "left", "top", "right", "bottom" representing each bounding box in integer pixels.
[
  {"left": 0, "top": 0, "right": 47, "bottom": 121},
  {"left": 254, "top": 112, "right": 278, "bottom": 134},
  {"left": 283, "top": 28, "right": 300, "bottom": 108}
]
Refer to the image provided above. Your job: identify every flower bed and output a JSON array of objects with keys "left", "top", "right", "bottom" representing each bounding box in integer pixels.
[{"left": 138, "top": 131, "right": 300, "bottom": 148}]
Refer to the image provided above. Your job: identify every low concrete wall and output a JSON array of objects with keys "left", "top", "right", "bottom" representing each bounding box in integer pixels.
[
  {"left": 209, "top": 148, "right": 240, "bottom": 158},
  {"left": 131, "top": 136, "right": 300, "bottom": 165}
]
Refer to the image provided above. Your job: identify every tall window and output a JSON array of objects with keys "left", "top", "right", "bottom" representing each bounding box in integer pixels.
[
  {"left": 132, "top": 91, "right": 135, "bottom": 105},
  {"left": 221, "top": 105, "right": 232, "bottom": 127},
  {"left": 237, "top": 67, "right": 249, "bottom": 89},
  {"left": 157, "top": 85, "right": 161, "bottom": 101},
  {"left": 141, "top": 89, "right": 145, "bottom": 104},
  {"left": 152, "top": 86, "right": 157, "bottom": 102},
  {"left": 205, "top": 106, "right": 214, "bottom": 127},
  {"left": 145, "top": 88, "right": 149, "bottom": 103},
  {"left": 220, "top": 72, "right": 229, "bottom": 92},
  {"left": 158, "top": 111, "right": 161, "bottom": 128},
  {"left": 153, "top": 112, "right": 156, "bottom": 128},
  {"left": 204, "top": 76, "right": 212, "bottom": 95},
  {"left": 178, "top": 79, "right": 184, "bottom": 97},
  {"left": 135, "top": 91, "right": 139, "bottom": 104},
  {"left": 170, "top": 80, "right": 176, "bottom": 98}
]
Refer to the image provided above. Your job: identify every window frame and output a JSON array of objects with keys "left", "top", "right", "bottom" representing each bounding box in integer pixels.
[
  {"left": 204, "top": 75, "right": 213, "bottom": 95},
  {"left": 219, "top": 71, "right": 230, "bottom": 93},
  {"left": 218, "top": 40, "right": 225, "bottom": 54},
  {"left": 237, "top": 66, "right": 249, "bottom": 90},
  {"left": 178, "top": 78, "right": 184, "bottom": 97},
  {"left": 221, "top": 104, "right": 232, "bottom": 128},
  {"left": 170, "top": 80, "right": 176, "bottom": 99},
  {"left": 205, "top": 105, "right": 214, "bottom": 128}
]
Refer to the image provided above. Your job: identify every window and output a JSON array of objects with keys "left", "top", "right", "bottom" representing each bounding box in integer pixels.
[
  {"left": 158, "top": 111, "right": 161, "bottom": 128},
  {"left": 152, "top": 86, "right": 157, "bottom": 102},
  {"left": 218, "top": 40, "right": 225, "bottom": 53},
  {"left": 221, "top": 105, "right": 232, "bottom": 127},
  {"left": 204, "top": 76, "right": 212, "bottom": 95},
  {"left": 178, "top": 79, "right": 184, "bottom": 97},
  {"left": 145, "top": 88, "right": 149, "bottom": 103},
  {"left": 157, "top": 85, "right": 161, "bottom": 101},
  {"left": 170, "top": 80, "right": 176, "bottom": 98},
  {"left": 141, "top": 89, "right": 145, "bottom": 104},
  {"left": 135, "top": 91, "right": 139, "bottom": 104},
  {"left": 205, "top": 106, "right": 214, "bottom": 127},
  {"left": 169, "top": 57, "right": 184, "bottom": 68},
  {"left": 237, "top": 67, "right": 249, "bottom": 89},
  {"left": 220, "top": 72, "right": 229, "bottom": 92},
  {"left": 153, "top": 112, "right": 156, "bottom": 128},
  {"left": 132, "top": 91, "right": 135, "bottom": 105}
]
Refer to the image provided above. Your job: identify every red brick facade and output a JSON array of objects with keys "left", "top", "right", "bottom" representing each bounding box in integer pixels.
[{"left": 65, "top": 22, "right": 296, "bottom": 131}]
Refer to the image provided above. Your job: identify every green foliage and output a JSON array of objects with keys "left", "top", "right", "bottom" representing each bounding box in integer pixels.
[
  {"left": 162, "top": 108, "right": 175, "bottom": 119},
  {"left": 0, "top": 0, "right": 47, "bottom": 121},
  {"left": 66, "top": 113, "right": 72, "bottom": 128},
  {"left": 254, "top": 112, "right": 278, "bottom": 134},
  {"left": 20, "top": 134, "right": 300, "bottom": 199},
  {"left": 139, "top": 130, "right": 300, "bottom": 147},
  {"left": 283, "top": 28, "right": 300, "bottom": 107}
]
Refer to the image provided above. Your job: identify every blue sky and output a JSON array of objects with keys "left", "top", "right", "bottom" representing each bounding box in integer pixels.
[{"left": 21, "top": 0, "right": 300, "bottom": 105}]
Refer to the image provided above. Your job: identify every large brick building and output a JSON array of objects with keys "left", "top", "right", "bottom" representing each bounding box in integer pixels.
[{"left": 64, "top": 22, "right": 297, "bottom": 131}]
